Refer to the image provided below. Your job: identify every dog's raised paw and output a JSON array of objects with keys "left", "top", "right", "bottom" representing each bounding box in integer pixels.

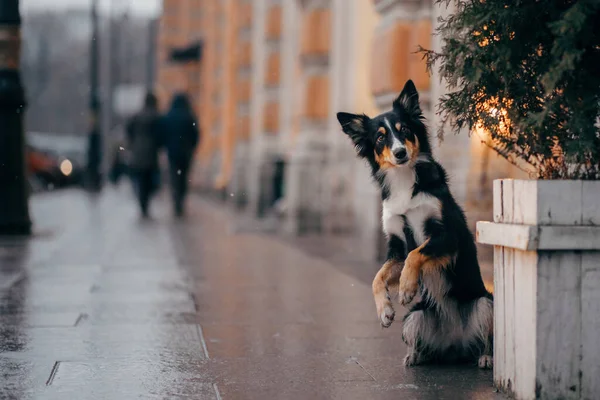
[
  {"left": 398, "top": 268, "right": 418, "bottom": 306},
  {"left": 398, "top": 288, "right": 416, "bottom": 306},
  {"left": 378, "top": 303, "right": 395, "bottom": 328},
  {"left": 478, "top": 355, "right": 493, "bottom": 369}
]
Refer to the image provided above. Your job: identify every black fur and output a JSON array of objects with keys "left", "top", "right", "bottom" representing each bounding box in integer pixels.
[{"left": 386, "top": 234, "right": 407, "bottom": 261}]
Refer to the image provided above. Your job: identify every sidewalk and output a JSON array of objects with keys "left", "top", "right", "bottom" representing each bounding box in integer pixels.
[{"left": 0, "top": 187, "right": 502, "bottom": 399}]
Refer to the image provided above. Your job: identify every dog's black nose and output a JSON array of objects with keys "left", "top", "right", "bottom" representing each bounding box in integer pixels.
[{"left": 394, "top": 148, "right": 407, "bottom": 160}]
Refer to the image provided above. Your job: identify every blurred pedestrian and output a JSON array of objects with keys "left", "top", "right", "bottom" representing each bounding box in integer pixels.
[
  {"left": 161, "top": 93, "right": 199, "bottom": 217},
  {"left": 126, "top": 92, "right": 162, "bottom": 218}
]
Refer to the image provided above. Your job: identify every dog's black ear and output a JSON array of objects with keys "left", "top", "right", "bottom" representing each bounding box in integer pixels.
[
  {"left": 393, "top": 79, "right": 421, "bottom": 116},
  {"left": 337, "top": 112, "right": 369, "bottom": 143},
  {"left": 336, "top": 112, "right": 371, "bottom": 156}
]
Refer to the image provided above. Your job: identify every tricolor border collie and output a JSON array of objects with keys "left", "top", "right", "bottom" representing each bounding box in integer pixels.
[{"left": 337, "top": 80, "right": 493, "bottom": 368}]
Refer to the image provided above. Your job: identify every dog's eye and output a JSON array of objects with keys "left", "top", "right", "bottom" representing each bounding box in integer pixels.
[{"left": 376, "top": 136, "right": 385, "bottom": 144}]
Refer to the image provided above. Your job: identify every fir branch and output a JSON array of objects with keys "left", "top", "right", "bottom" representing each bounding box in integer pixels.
[{"left": 425, "top": 0, "right": 600, "bottom": 179}]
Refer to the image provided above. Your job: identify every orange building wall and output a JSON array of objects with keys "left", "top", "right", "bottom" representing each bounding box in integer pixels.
[
  {"left": 303, "top": 75, "right": 329, "bottom": 120},
  {"left": 300, "top": 8, "right": 331, "bottom": 56},
  {"left": 265, "top": 51, "right": 281, "bottom": 87},
  {"left": 369, "top": 18, "right": 431, "bottom": 96},
  {"left": 265, "top": 5, "right": 282, "bottom": 40},
  {"left": 298, "top": 6, "right": 331, "bottom": 128}
]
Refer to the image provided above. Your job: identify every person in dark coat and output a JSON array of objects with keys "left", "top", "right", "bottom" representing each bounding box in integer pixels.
[
  {"left": 126, "top": 92, "right": 162, "bottom": 218},
  {"left": 161, "top": 93, "right": 199, "bottom": 217}
]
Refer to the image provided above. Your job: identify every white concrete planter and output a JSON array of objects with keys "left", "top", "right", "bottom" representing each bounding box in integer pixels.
[{"left": 476, "top": 179, "right": 600, "bottom": 400}]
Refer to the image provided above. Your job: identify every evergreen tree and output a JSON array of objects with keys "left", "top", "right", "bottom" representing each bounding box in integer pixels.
[{"left": 423, "top": 0, "right": 600, "bottom": 179}]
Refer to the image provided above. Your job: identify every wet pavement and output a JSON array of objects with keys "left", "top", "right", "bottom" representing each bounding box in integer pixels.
[{"left": 0, "top": 187, "right": 503, "bottom": 399}]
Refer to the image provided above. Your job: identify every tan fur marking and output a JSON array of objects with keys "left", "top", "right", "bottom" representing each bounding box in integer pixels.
[
  {"left": 395, "top": 122, "right": 401, "bottom": 131},
  {"left": 375, "top": 146, "right": 395, "bottom": 169},
  {"left": 373, "top": 259, "right": 402, "bottom": 296},
  {"left": 377, "top": 127, "right": 386, "bottom": 135},
  {"left": 405, "top": 135, "right": 420, "bottom": 162},
  {"left": 399, "top": 240, "right": 453, "bottom": 300}
]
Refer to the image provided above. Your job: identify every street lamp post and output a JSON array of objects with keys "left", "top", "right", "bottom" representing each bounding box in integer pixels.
[
  {"left": 0, "top": 0, "right": 32, "bottom": 235},
  {"left": 146, "top": 18, "right": 157, "bottom": 91},
  {"left": 86, "top": 0, "right": 102, "bottom": 191}
]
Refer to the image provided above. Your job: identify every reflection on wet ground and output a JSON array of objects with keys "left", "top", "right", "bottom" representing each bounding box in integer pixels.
[{"left": 0, "top": 188, "right": 502, "bottom": 399}]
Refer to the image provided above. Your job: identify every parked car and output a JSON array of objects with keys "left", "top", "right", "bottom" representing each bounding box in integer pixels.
[{"left": 26, "top": 132, "right": 86, "bottom": 190}]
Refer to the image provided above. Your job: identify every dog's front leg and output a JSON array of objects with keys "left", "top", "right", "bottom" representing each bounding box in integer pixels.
[
  {"left": 372, "top": 260, "right": 402, "bottom": 327},
  {"left": 398, "top": 247, "right": 423, "bottom": 306},
  {"left": 373, "top": 235, "right": 405, "bottom": 327}
]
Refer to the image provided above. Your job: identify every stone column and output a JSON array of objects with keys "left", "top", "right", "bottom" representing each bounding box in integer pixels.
[
  {"left": 214, "top": 0, "right": 238, "bottom": 195},
  {"left": 207, "top": 1, "right": 224, "bottom": 189},
  {"left": 247, "top": 0, "right": 283, "bottom": 216},
  {"left": 283, "top": 0, "right": 332, "bottom": 234},
  {"left": 229, "top": 0, "right": 253, "bottom": 208},
  {"left": 325, "top": 0, "right": 379, "bottom": 250},
  {"left": 193, "top": 0, "right": 220, "bottom": 189},
  {"left": 278, "top": 0, "right": 301, "bottom": 155}
]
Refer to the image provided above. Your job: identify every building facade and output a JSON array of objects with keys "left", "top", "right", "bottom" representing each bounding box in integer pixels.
[{"left": 156, "top": 0, "right": 524, "bottom": 262}]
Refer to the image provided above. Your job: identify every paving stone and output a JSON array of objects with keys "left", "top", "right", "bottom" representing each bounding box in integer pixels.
[
  {"left": 0, "top": 324, "right": 207, "bottom": 361},
  {"left": 43, "top": 359, "right": 216, "bottom": 400}
]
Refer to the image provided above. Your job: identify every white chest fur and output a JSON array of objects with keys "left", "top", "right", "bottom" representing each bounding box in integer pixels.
[{"left": 380, "top": 167, "right": 442, "bottom": 246}]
